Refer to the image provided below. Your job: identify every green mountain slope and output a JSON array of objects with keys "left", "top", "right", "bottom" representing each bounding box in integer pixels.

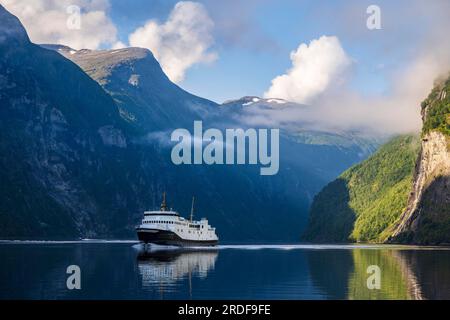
[
  {"left": 422, "top": 75, "right": 450, "bottom": 136},
  {"left": 303, "top": 135, "right": 420, "bottom": 243}
]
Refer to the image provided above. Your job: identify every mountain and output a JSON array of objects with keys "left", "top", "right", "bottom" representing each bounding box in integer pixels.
[
  {"left": 0, "top": 4, "right": 134, "bottom": 238},
  {"left": 43, "top": 45, "right": 219, "bottom": 131},
  {"left": 0, "top": 4, "right": 380, "bottom": 241},
  {"left": 47, "top": 42, "right": 382, "bottom": 241},
  {"left": 303, "top": 73, "right": 450, "bottom": 245}
]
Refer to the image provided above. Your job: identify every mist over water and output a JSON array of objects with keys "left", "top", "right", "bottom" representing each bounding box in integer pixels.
[{"left": 1, "top": 242, "right": 449, "bottom": 300}]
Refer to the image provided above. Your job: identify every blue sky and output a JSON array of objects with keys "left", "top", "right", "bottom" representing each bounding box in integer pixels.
[
  {"left": 2, "top": 0, "right": 448, "bottom": 134},
  {"left": 104, "top": 0, "right": 430, "bottom": 103}
]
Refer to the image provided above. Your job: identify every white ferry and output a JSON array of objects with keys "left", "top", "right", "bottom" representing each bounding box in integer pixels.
[{"left": 136, "top": 194, "right": 219, "bottom": 247}]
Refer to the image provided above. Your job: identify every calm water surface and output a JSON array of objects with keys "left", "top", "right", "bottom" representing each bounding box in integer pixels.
[{"left": 0, "top": 242, "right": 449, "bottom": 300}]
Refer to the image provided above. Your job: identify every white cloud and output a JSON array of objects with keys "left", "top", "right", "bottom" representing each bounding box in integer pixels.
[
  {"left": 264, "top": 36, "right": 352, "bottom": 104},
  {"left": 240, "top": 48, "right": 450, "bottom": 136},
  {"left": 111, "top": 41, "right": 126, "bottom": 50},
  {"left": 129, "top": 1, "right": 217, "bottom": 83},
  {"left": 0, "top": 0, "right": 118, "bottom": 49}
]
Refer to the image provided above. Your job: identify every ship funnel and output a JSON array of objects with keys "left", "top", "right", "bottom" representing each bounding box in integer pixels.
[
  {"left": 160, "top": 192, "right": 168, "bottom": 211},
  {"left": 190, "top": 197, "right": 195, "bottom": 222}
]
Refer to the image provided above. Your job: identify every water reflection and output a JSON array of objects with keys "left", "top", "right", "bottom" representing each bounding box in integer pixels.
[
  {"left": 0, "top": 243, "right": 449, "bottom": 299},
  {"left": 137, "top": 248, "right": 218, "bottom": 289},
  {"left": 347, "top": 250, "right": 412, "bottom": 300},
  {"left": 306, "top": 248, "right": 450, "bottom": 300},
  {"left": 393, "top": 250, "right": 450, "bottom": 300}
]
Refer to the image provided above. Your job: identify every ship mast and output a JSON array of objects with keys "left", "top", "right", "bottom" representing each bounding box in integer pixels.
[
  {"left": 190, "top": 197, "right": 195, "bottom": 222},
  {"left": 160, "top": 192, "right": 168, "bottom": 212}
]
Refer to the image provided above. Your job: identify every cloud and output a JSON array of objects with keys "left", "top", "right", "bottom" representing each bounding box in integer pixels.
[
  {"left": 240, "top": 47, "right": 449, "bottom": 136},
  {"left": 0, "top": 0, "right": 119, "bottom": 50},
  {"left": 129, "top": 1, "right": 217, "bottom": 83},
  {"left": 264, "top": 36, "right": 352, "bottom": 104},
  {"left": 251, "top": 0, "right": 450, "bottom": 138}
]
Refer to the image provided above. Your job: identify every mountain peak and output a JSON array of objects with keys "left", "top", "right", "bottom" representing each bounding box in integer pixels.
[
  {"left": 47, "top": 46, "right": 162, "bottom": 86},
  {"left": 40, "top": 44, "right": 77, "bottom": 53},
  {"left": 222, "top": 96, "right": 289, "bottom": 107},
  {"left": 0, "top": 4, "right": 30, "bottom": 45},
  {"left": 50, "top": 46, "right": 154, "bottom": 61}
]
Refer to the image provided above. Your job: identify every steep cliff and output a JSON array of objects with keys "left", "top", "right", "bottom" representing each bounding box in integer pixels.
[{"left": 390, "top": 75, "right": 450, "bottom": 245}]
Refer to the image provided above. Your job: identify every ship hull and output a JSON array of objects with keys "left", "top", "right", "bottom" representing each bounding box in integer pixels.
[{"left": 136, "top": 228, "right": 218, "bottom": 247}]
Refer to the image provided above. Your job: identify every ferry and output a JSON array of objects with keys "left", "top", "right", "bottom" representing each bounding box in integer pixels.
[{"left": 136, "top": 194, "right": 219, "bottom": 247}]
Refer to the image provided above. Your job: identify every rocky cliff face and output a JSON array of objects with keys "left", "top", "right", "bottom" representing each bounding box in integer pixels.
[
  {"left": 391, "top": 77, "right": 450, "bottom": 245},
  {"left": 0, "top": 4, "right": 140, "bottom": 239}
]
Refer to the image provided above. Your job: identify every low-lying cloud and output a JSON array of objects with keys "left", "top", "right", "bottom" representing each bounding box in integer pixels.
[{"left": 129, "top": 1, "right": 217, "bottom": 83}]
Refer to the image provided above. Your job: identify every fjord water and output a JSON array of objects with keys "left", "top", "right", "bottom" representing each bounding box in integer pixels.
[{"left": 0, "top": 243, "right": 449, "bottom": 300}]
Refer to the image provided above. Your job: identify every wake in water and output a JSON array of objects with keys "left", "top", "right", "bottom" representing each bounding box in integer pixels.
[
  {"left": 1, "top": 240, "right": 449, "bottom": 251},
  {"left": 132, "top": 242, "right": 450, "bottom": 253}
]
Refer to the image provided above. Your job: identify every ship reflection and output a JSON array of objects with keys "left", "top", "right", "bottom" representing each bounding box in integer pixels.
[{"left": 136, "top": 247, "right": 218, "bottom": 289}]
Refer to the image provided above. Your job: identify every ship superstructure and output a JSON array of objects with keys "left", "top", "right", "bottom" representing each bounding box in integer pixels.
[{"left": 136, "top": 194, "right": 218, "bottom": 247}]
